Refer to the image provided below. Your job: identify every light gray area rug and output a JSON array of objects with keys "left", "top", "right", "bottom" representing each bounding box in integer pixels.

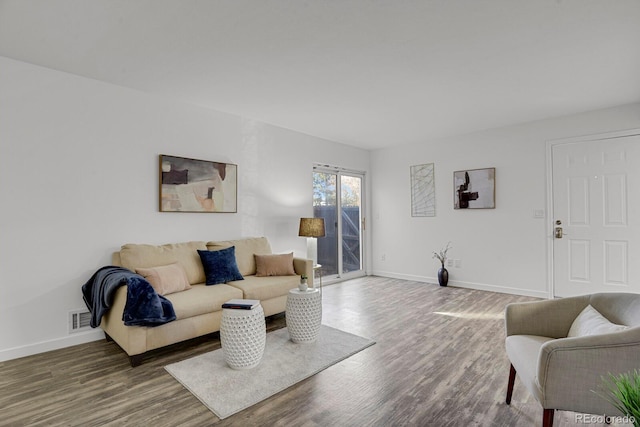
[{"left": 165, "top": 325, "right": 375, "bottom": 419}]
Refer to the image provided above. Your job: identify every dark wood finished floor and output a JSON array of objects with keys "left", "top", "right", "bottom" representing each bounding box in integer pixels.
[{"left": 0, "top": 277, "right": 612, "bottom": 426}]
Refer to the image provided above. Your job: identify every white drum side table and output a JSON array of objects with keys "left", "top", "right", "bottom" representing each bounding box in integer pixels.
[
  {"left": 286, "top": 288, "right": 322, "bottom": 343},
  {"left": 220, "top": 304, "right": 266, "bottom": 370}
]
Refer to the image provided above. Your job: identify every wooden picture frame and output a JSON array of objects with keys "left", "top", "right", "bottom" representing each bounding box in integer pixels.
[
  {"left": 159, "top": 154, "right": 237, "bottom": 213},
  {"left": 453, "top": 167, "right": 495, "bottom": 209}
]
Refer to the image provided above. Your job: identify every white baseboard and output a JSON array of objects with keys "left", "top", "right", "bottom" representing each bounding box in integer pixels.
[
  {"left": 0, "top": 329, "right": 105, "bottom": 363},
  {"left": 371, "top": 270, "right": 549, "bottom": 299}
]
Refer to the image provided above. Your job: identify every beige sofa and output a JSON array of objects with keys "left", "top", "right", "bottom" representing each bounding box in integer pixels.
[{"left": 101, "top": 237, "right": 313, "bottom": 366}]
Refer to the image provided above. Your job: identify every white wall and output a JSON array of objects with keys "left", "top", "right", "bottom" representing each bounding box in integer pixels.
[
  {"left": 2, "top": 54, "right": 638, "bottom": 362},
  {"left": 0, "top": 57, "right": 370, "bottom": 361},
  {"left": 371, "top": 103, "right": 640, "bottom": 297}
]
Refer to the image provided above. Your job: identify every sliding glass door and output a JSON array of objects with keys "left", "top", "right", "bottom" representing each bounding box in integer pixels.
[{"left": 312, "top": 166, "right": 365, "bottom": 280}]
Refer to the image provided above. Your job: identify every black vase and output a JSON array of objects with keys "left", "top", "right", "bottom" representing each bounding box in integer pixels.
[{"left": 438, "top": 266, "right": 449, "bottom": 287}]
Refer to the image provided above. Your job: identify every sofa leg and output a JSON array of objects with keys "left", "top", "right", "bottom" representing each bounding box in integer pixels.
[
  {"left": 543, "top": 408, "right": 554, "bottom": 427},
  {"left": 129, "top": 354, "right": 143, "bottom": 367},
  {"left": 506, "top": 363, "right": 517, "bottom": 404},
  {"left": 104, "top": 332, "right": 113, "bottom": 342}
]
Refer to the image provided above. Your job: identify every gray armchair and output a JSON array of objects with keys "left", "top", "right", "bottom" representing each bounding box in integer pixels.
[{"left": 504, "top": 293, "right": 640, "bottom": 427}]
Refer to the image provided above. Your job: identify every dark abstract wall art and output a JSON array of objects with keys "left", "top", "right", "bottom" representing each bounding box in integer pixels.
[{"left": 453, "top": 167, "right": 495, "bottom": 209}]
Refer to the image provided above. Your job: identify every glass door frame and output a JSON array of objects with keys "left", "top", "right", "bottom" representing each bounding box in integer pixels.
[{"left": 313, "top": 164, "right": 366, "bottom": 282}]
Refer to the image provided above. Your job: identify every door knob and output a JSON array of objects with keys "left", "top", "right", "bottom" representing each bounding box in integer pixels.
[{"left": 554, "top": 227, "right": 568, "bottom": 239}]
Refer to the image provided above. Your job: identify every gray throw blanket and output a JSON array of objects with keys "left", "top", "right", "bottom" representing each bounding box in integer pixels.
[{"left": 82, "top": 266, "right": 176, "bottom": 328}]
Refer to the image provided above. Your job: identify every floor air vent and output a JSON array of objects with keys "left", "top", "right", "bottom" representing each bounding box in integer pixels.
[{"left": 69, "top": 309, "right": 92, "bottom": 333}]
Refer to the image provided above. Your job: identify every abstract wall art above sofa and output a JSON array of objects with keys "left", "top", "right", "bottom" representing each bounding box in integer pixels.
[{"left": 159, "top": 154, "right": 238, "bottom": 213}]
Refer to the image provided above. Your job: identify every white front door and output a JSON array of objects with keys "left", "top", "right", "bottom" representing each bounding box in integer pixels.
[{"left": 552, "top": 132, "right": 640, "bottom": 297}]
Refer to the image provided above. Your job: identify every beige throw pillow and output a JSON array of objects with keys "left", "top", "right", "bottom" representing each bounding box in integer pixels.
[
  {"left": 567, "top": 305, "right": 629, "bottom": 337},
  {"left": 254, "top": 253, "right": 296, "bottom": 277},
  {"left": 136, "top": 263, "right": 192, "bottom": 295}
]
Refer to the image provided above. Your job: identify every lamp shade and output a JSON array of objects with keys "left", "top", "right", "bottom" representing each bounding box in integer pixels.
[{"left": 298, "top": 218, "right": 325, "bottom": 238}]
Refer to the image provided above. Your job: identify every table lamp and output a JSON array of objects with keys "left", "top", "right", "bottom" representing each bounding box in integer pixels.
[{"left": 298, "top": 217, "right": 325, "bottom": 266}]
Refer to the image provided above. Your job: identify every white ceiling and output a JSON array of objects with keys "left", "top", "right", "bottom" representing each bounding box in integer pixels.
[{"left": 1, "top": 0, "right": 639, "bottom": 150}]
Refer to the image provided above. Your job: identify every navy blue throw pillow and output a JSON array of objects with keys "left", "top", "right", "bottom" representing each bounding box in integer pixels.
[{"left": 197, "top": 247, "right": 244, "bottom": 285}]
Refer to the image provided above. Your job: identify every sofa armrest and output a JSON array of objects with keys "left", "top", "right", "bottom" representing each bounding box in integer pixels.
[
  {"left": 505, "top": 295, "right": 590, "bottom": 338},
  {"left": 293, "top": 257, "right": 314, "bottom": 287},
  {"left": 536, "top": 327, "right": 640, "bottom": 413},
  {"left": 100, "top": 285, "right": 147, "bottom": 356}
]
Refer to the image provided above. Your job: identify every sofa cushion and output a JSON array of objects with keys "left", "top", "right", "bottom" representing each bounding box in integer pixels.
[
  {"left": 567, "top": 304, "right": 629, "bottom": 337},
  {"left": 120, "top": 241, "right": 207, "bottom": 285},
  {"left": 207, "top": 237, "right": 272, "bottom": 276},
  {"left": 255, "top": 253, "right": 296, "bottom": 277},
  {"left": 226, "top": 275, "right": 299, "bottom": 301},
  {"left": 164, "top": 283, "right": 243, "bottom": 319},
  {"left": 135, "top": 263, "right": 191, "bottom": 296},
  {"left": 198, "top": 247, "right": 244, "bottom": 285}
]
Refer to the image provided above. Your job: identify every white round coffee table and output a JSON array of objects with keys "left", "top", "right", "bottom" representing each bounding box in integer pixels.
[
  {"left": 286, "top": 288, "right": 322, "bottom": 343},
  {"left": 220, "top": 304, "right": 266, "bottom": 369}
]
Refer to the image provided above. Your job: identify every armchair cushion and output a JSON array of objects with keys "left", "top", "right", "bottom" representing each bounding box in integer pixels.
[{"left": 567, "top": 305, "right": 629, "bottom": 338}]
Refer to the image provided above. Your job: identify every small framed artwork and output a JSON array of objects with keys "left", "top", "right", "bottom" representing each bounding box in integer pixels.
[
  {"left": 453, "top": 167, "right": 495, "bottom": 209},
  {"left": 410, "top": 163, "right": 435, "bottom": 217},
  {"left": 159, "top": 154, "right": 237, "bottom": 213}
]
